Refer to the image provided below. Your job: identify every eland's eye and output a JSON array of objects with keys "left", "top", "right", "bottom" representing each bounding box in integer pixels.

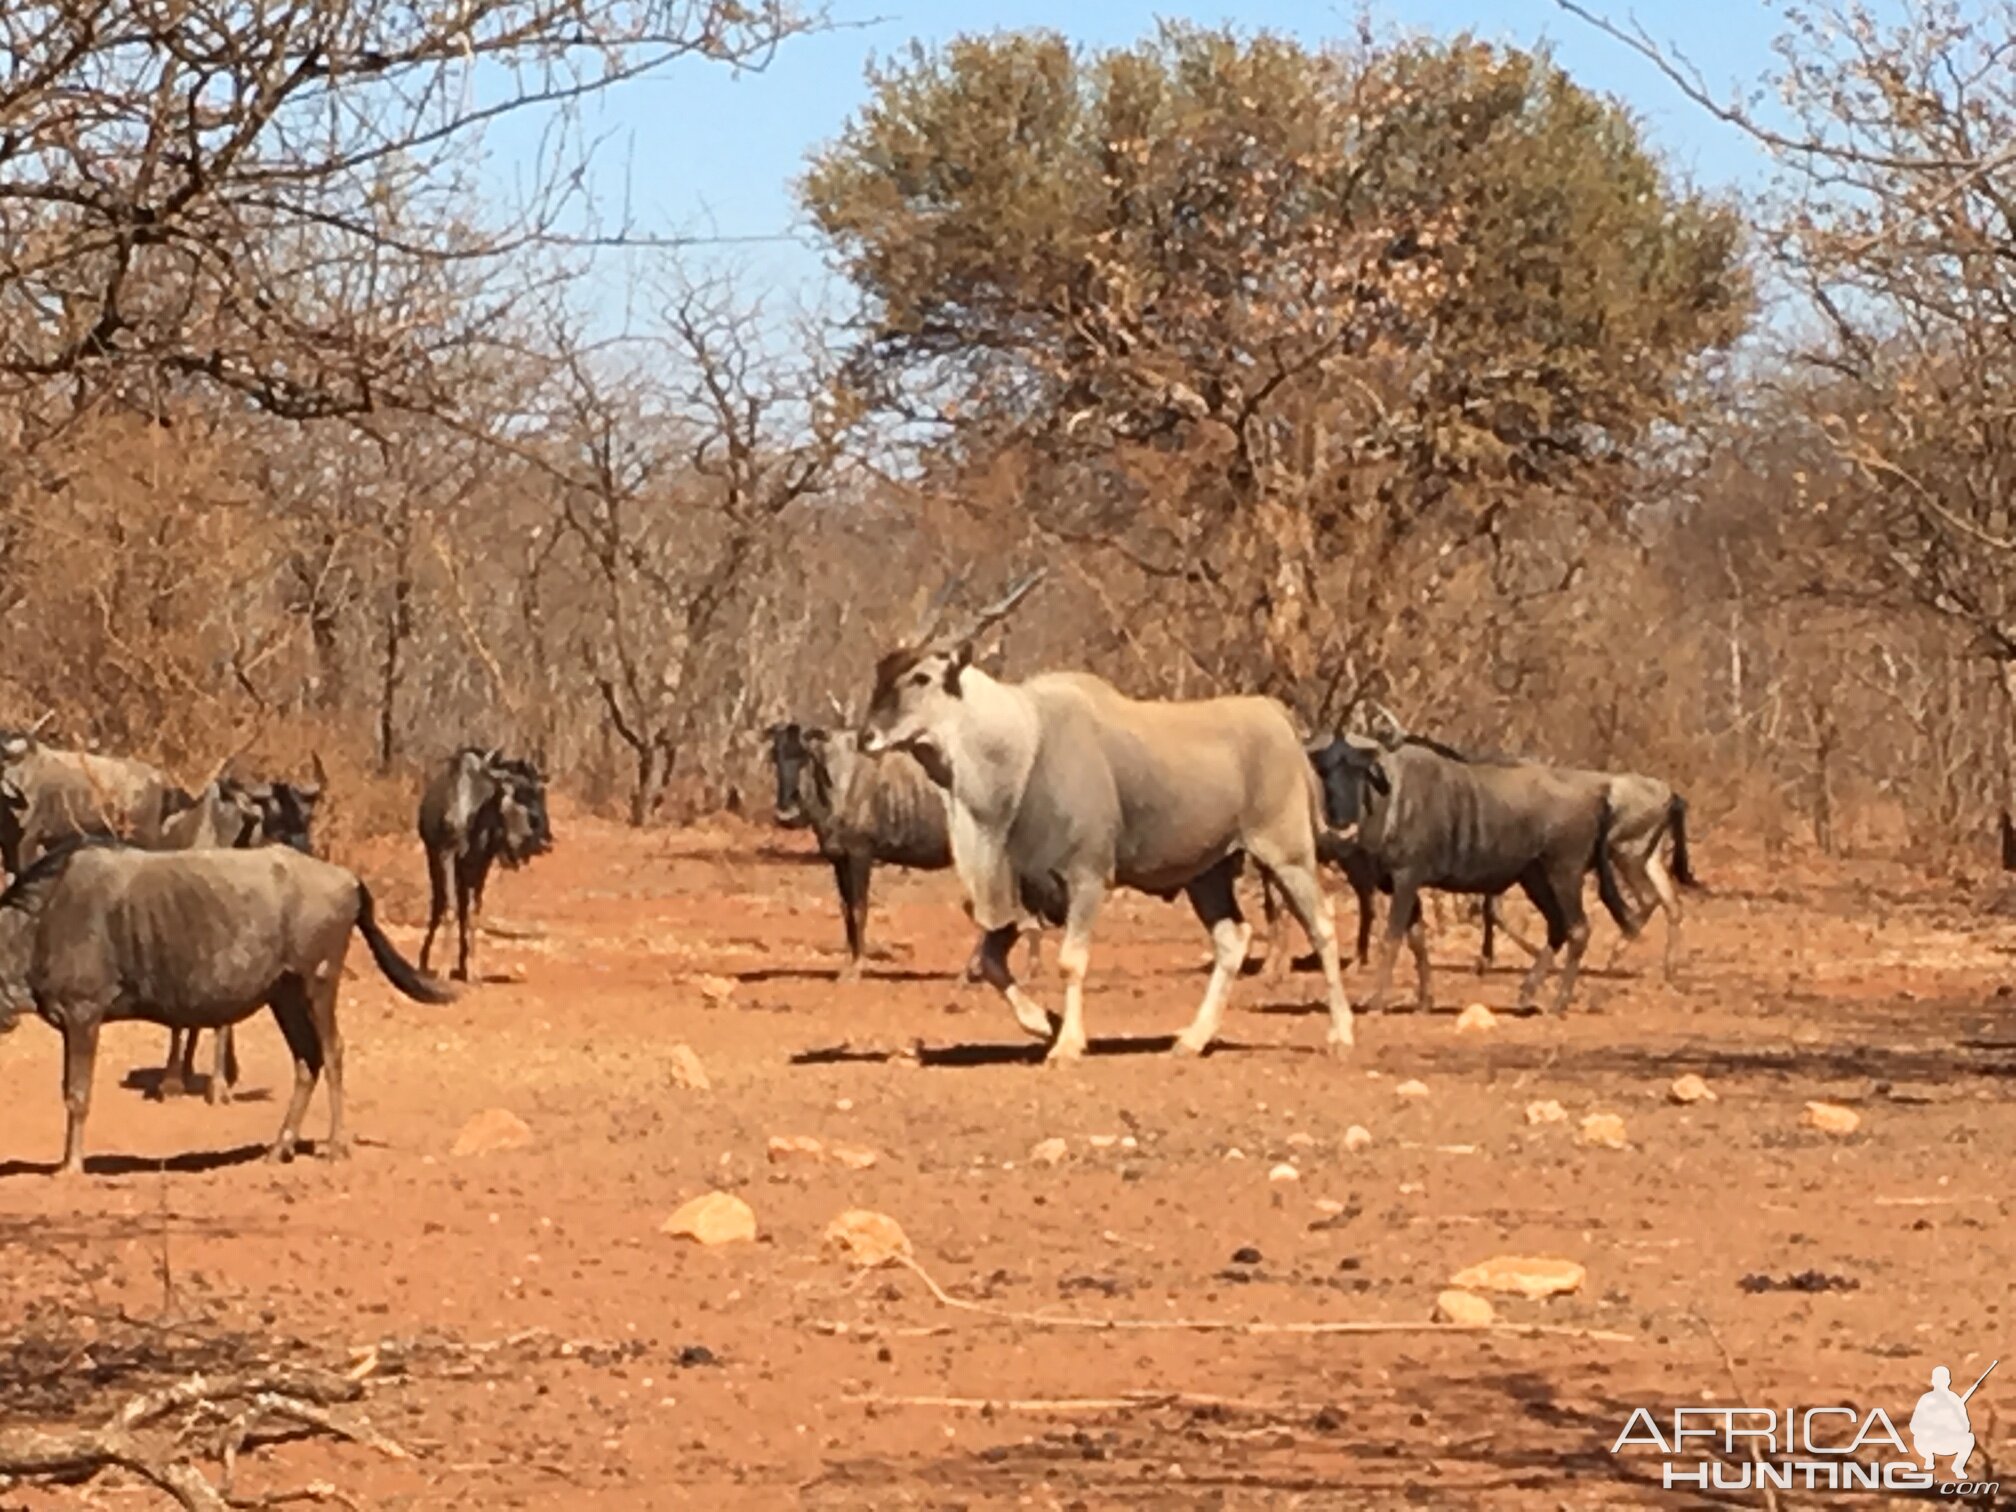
[{"left": 910, "top": 671, "right": 931, "bottom": 687}]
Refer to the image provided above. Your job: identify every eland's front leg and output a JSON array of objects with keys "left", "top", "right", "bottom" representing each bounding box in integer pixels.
[
  {"left": 972, "top": 923, "right": 1056, "bottom": 1041},
  {"left": 1259, "top": 858, "right": 1352, "bottom": 1056},
  {"left": 1048, "top": 883, "right": 1106, "bottom": 1064}
]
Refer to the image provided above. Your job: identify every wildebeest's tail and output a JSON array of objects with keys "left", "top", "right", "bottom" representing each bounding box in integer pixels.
[
  {"left": 1667, "top": 793, "right": 1701, "bottom": 889},
  {"left": 355, "top": 882, "right": 458, "bottom": 1004},
  {"left": 1593, "top": 796, "right": 1633, "bottom": 935}
]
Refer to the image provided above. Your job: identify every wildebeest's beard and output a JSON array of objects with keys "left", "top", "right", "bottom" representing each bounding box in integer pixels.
[{"left": 1312, "top": 740, "right": 1383, "bottom": 830}]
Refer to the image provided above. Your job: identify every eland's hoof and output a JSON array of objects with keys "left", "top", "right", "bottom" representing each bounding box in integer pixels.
[
  {"left": 1171, "top": 1034, "right": 1209, "bottom": 1058},
  {"left": 323, "top": 1137, "right": 352, "bottom": 1162},
  {"left": 1325, "top": 1031, "right": 1355, "bottom": 1060},
  {"left": 1043, "top": 1039, "right": 1087, "bottom": 1066},
  {"left": 265, "top": 1140, "right": 297, "bottom": 1165}
]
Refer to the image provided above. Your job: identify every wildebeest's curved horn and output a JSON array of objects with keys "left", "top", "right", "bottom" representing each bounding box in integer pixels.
[
  {"left": 953, "top": 567, "right": 1047, "bottom": 647},
  {"left": 1368, "top": 701, "right": 1408, "bottom": 747},
  {"left": 310, "top": 750, "right": 330, "bottom": 788},
  {"left": 826, "top": 692, "right": 847, "bottom": 723}
]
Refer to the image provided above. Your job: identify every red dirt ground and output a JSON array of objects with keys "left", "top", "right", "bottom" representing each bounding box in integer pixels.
[{"left": 2, "top": 808, "right": 2012, "bottom": 1508}]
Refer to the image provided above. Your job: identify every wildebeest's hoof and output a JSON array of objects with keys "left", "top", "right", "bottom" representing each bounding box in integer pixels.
[
  {"left": 323, "top": 1138, "right": 352, "bottom": 1161},
  {"left": 450, "top": 967, "right": 471, "bottom": 984},
  {"left": 836, "top": 963, "right": 864, "bottom": 985},
  {"left": 265, "top": 1140, "right": 297, "bottom": 1164},
  {"left": 156, "top": 1075, "right": 187, "bottom": 1101}
]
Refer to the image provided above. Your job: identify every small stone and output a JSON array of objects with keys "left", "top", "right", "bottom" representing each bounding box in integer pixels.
[
  {"left": 1087, "top": 1134, "right": 1119, "bottom": 1150},
  {"left": 1313, "top": 1198, "right": 1346, "bottom": 1216},
  {"left": 451, "top": 1108, "right": 532, "bottom": 1157},
  {"left": 1224, "top": 1147, "right": 1246, "bottom": 1161},
  {"left": 1433, "top": 1289, "right": 1497, "bottom": 1327},
  {"left": 692, "top": 973, "right": 737, "bottom": 1003},
  {"left": 1268, "top": 1163, "right": 1300, "bottom": 1184},
  {"left": 1029, "top": 1137, "right": 1069, "bottom": 1167},
  {"left": 661, "top": 1192, "right": 757, "bottom": 1246},
  {"left": 667, "top": 1044, "right": 711, "bottom": 1091},
  {"left": 1668, "top": 1074, "right": 1715, "bottom": 1105},
  {"left": 1449, "top": 1255, "right": 1585, "bottom": 1300},
  {"left": 767, "top": 1135, "right": 826, "bottom": 1164},
  {"left": 1578, "top": 1113, "right": 1628, "bottom": 1150},
  {"left": 829, "top": 1142, "right": 880, "bottom": 1171},
  {"left": 1395, "top": 1079, "right": 1430, "bottom": 1100},
  {"left": 1802, "top": 1101, "right": 1860, "bottom": 1136},
  {"left": 1525, "top": 1099, "right": 1569, "bottom": 1126},
  {"left": 1285, "top": 1132, "right": 1316, "bottom": 1149},
  {"left": 1456, "top": 1003, "right": 1497, "bottom": 1033},
  {"left": 822, "top": 1209, "right": 912, "bottom": 1269},
  {"left": 1343, "top": 1125, "right": 1373, "bottom": 1153}
]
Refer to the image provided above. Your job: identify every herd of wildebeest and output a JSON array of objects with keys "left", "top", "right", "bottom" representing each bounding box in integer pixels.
[{"left": 0, "top": 568, "right": 1702, "bottom": 1177}]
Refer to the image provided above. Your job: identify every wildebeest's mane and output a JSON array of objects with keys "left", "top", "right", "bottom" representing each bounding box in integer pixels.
[{"left": 0, "top": 834, "right": 121, "bottom": 911}]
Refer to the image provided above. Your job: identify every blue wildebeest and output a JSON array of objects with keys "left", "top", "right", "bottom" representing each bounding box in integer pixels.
[
  {"left": 1306, "top": 735, "right": 1630, "bottom": 1014},
  {"left": 418, "top": 748, "right": 553, "bottom": 983},
  {"left": 766, "top": 720, "right": 1041, "bottom": 982},
  {"left": 0, "top": 839, "right": 454, "bottom": 1176},
  {"left": 154, "top": 770, "right": 327, "bottom": 1104},
  {"left": 858, "top": 571, "right": 1352, "bottom": 1063}
]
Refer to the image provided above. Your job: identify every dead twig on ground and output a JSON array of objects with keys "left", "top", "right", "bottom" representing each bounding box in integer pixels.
[
  {"left": 0, "top": 1366, "right": 405, "bottom": 1512},
  {"left": 1697, "top": 1315, "right": 1781, "bottom": 1512}
]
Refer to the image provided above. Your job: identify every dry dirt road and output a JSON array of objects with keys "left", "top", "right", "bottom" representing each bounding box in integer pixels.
[{"left": 2, "top": 810, "right": 2011, "bottom": 1508}]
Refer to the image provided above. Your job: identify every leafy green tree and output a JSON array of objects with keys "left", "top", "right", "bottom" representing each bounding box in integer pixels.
[{"left": 803, "top": 23, "right": 1748, "bottom": 700}]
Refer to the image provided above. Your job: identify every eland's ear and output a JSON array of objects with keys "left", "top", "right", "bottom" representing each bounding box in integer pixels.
[
  {"left": 295, "top": 783, "right": 323, "bottom": 806},
  {"left": 944, "top": 642, "right": 973, "bottom": 694}
]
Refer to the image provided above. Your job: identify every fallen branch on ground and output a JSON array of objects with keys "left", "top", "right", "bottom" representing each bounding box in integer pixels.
[
  {"left": 816, "top": 1254, "right": 1633, "bottom": 1343},
  {"left": 0, "top": 1366, "right": 405, "bottom": 1512},
  {"left": 847, "top": 1389, "right": 1337, "bottom": 1414}
]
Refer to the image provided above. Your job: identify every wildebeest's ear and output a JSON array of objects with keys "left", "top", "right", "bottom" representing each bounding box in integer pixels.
[{"left": 1364, "top": 756, "right": 1392, "bottom": 795}]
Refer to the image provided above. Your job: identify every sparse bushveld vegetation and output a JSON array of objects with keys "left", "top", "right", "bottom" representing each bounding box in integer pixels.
[{"left": 5, "top": 3, "right": 2014, "bottom": 861}]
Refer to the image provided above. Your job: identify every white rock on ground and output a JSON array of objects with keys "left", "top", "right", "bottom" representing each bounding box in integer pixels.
[
  {"left": 451, "top": 1108, "right": 532, "bottom": 1157},
  {"left": 1801, "top": 1101, "right": 1861, "bottom": 1136},
  {"left": 1578, "top": 1113, "right": 1629, "bottom": 1150},
  {"left": 1433, "top": 1289, "right": 1498, "bottom": 1326},
  {"left": 822, "top": 1209, "right": 912, "bottom": 1268},
  {"left": 1449, "top": 1256, "right": 1586, "bottom": 1300},
  {"left": 661, "top": 1192, "right": 757, "bottom": 1246}
]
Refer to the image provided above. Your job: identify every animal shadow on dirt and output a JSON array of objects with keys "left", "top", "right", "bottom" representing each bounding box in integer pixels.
[
  {"left": 0, "top": 1142, "right": 281, "bottom": 1180},
  {"left": 119, "top": 1065, "right": 275, "bottom": 1103},
  {"left": 739, "top": 965, "right": 946, "bottom": 986},
  {"left": 790, "top": 1034, "right": 1292, "bottom": 1069}
]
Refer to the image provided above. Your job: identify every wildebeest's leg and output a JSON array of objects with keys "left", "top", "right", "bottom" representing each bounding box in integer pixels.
[
  {"left": 1406, "top": 895, "right": 1433, "bottom": 1011},
  {"left": 1257, "top": 872, "right": 1289, "bottom": 980},
  {"left": 266, "top": 979, "right": 324, "bottom": 1163},
  {"left": 1353, "top": 875, "right": 1375, "bottom": 967},
  {"left": 1257, "top": 856, "right": 1352, "bottom": 1055},
  {"left": 1174, "top": 857, "right": 1251, "bottom": 1057},
  {"left": 308, "top": 968, "right": 347, "bottom": 1160},
  {"left": 58, "top": 1016, "right": 102, "bottom": 1177},
  {"left": 1486, "top": 895, "right": 1543, "bottom": 962},
  {"left": 973, "top": 923, "right": 1056, "bottom": 1040},
  {"left": 1545, "top": 865, "right": 1595, "bottom": 1014},
  {"left": 1511, "top": 872, "right": 1571, "bottom": 1011},
  {"left": 1022, "top": 926, "right": 1044, "bottom": 982},
  {"left": 451, "top": 853, "right": 485, "bottom": 982},
  {"left": 157, "top": 1026, "right": 190, "bottom": 1100},
  {"left": 419, "top": 846, "right": 448, "bottom": 974},
  {"left": 1047, "top": 880, "right": 1106, "bottom": 1065},
  {"left": 206, "top": 1026, "right": 235, "bottom": 1107},
  {"left": 833, "top": 853, "right": 871, "bottom": 982},
  {"left": 1641, "top": 847, "right": 1684, "bottom": 981},
  {"left": 1366, "top": 874, "right": 1418, "bottom": 1015}
]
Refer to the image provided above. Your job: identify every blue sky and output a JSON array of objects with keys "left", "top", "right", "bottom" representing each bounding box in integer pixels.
[{"left": 486, "top": 0, "right": 1791, "bottom": 321}]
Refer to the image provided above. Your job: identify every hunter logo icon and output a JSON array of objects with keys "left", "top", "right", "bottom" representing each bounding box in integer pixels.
[{"left": 1911, "top": 1361, "right": 1996, "bottom": 1478}]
